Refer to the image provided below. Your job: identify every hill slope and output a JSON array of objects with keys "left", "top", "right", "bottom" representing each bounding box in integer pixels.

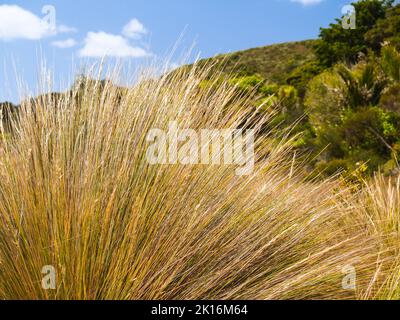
[{"left": 194, "top": 40, "right": 316, "bottom": 84}]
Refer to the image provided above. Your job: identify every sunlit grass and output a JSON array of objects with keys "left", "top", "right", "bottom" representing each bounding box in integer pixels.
[{"left": 0, "top": 62, "right": 398, "bottom": 299}]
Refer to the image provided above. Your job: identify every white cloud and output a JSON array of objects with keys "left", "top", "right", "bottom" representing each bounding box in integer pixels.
[
  {"left": 52, "top": 38, "right": 77, "bottom": 48},
  {"left": 122, "top": 19, "right": 147, "bottom": 39},
  {"left": 58, "top": 25, "right": 78, "bottom": 34},
  {"left": 0, "top": 4, "right": 54, "bottom": 40},
  {"left": 290, "top": 0, "right": 324, "bottom": 5},
  {"left": 79, "top": 31, "right": 149, "bottom": 58}
]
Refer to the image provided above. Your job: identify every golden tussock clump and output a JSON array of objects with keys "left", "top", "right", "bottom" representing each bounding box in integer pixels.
[{"left": 0, "top": 62, "right": 398, "bottom": 299}]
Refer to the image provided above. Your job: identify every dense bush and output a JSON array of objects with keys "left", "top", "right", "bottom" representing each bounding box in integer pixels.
[{"left": 314, "top": 0, "right": 393, "bottom": 67}]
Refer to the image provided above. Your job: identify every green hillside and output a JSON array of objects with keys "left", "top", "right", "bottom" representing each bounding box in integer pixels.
[{"left": 195, "top": 40, "right": 316, "bottom": 84}]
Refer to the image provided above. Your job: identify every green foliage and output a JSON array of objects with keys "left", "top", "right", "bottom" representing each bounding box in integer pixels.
[
  {"left": 365, "top": 3, "right": 400, "bottom": 50},
  {"left": 304, "top": 44, "right": 400, "bottom": 176},
  {"left": 305, "top": 70, "right": 347, "bottom": 128},
  {"left": 335, "top": 62, "right": 387, "bottom": 109},
  {"left": 192, "top": 40, "right": 315, "bottom": 85},
  {"left": 259, "top": 83, "right": 279, "bottom": 96},
  {"left": 381, "top": 45, "right": 400, "bottom": 81},
  {"left": 285, "top": 60, "right": 324, "bottom": 97},
  {"left": 228, "top": 74, "right": 265, "bottom": 92},
  {"left": 312, "top": 107, "right": 400, "bottom": 175},
  {"left": 379, "top": 83, "right": 400, "bottom": 113},
  {"left": 314, "top": 0, "right": 393, "bottom": 67}
]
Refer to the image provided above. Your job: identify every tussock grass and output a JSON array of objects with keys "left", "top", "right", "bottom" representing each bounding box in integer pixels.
[
  {"left": 348, "top": 175, "right": 400, "bottom": 299},
  {"left": 0, "top": 63, "right": 398, "bottom": 299}
]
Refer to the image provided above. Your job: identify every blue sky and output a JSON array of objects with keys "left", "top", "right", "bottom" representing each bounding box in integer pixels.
[{"left": 0, "top": 0, "right": 352, "bottom": 103}]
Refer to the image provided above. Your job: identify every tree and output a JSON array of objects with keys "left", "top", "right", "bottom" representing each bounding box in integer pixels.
[
  {"left": 314, "top": 0, "right": 393, "bottom": 67},
  {"left": 365, "top": 4, "right": 400, "bottom": 51},
  {"left": 285, "top": 60, "right": 324, "bottom": 98}
]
